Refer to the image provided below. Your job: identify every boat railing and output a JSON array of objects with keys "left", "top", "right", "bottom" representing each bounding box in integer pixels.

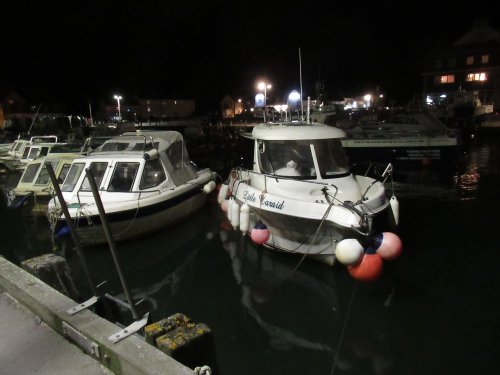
[{"left": 30, "top": 135, "right": 58, "bottom": 144}]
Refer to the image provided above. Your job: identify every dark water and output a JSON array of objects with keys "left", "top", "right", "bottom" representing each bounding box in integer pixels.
[{"left": 1, "top": 129, "right": 499, "bottom": 375}]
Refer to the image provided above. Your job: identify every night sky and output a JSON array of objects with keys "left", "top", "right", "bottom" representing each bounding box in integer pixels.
[{"left": 2, "top": 1, "right": 499, "bottom": 114}]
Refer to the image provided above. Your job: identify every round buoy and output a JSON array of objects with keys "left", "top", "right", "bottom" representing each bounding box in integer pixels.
[
  {"left": 250, "top": 221, "right": 270, "bottom": 245},
  {"left": 239, "top": 203, "right": 250, "bottom": 234},
  {"left": 217, "top": 184, "right": 229, "bottom": 204},
  {"left": 372, "top": 232, "right": 403, "bottom": 261},
  {"left": 203, "top": 180, "right": 216, "bottom": 194},
  {"left": 230, "top": 201, "right": 240, "bottom": 229},
  {"left": 347, "top": 247, "right": 383, "bottom": 282},
  {"left": 335, "top": 239, "right": 364, "bottom": 266}
]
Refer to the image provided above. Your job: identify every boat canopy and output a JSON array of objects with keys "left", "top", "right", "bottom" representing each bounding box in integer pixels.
[
  {"left": 252, "top": 122, "right": 346, "bottom": 141},
  {"left": 92, "top": 130, "right": 197, "bottom": 187}
]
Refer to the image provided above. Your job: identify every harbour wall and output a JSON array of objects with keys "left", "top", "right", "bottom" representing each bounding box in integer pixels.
[{"left": 0, "top": 255, "right": 194, "bottom": 375}]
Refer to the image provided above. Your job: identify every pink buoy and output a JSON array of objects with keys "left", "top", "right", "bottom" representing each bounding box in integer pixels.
[
  {"left": 372, "top": 232, "right": 403, "bottom": 261},
  {"left": 347, "top": 247, "right": 383, "bottom": 282},
  {"left": 250, "top": 221, "right": 270, "bottom": 245}
]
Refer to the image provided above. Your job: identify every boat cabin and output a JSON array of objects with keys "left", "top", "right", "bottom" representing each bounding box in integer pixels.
[
  {"left": 252, "top": 122, "right": 350, "bottom": 180},
  {"left": 59, "top": 131, "right": 198, "bottom": 197}
]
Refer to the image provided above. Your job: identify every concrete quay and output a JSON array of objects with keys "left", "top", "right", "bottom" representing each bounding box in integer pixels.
[{"left": 0, "top": 256, "right": 194, "bottom": 375}]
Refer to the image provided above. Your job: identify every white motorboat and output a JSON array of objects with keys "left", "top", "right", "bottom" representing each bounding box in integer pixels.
[
  {"left": 6, "top": 137, "right": 113, "bottom": 214},
  {"left": 7, "top": 151, "right": 80, "bottom": 215},
  {"left": 47, "top": 130, "right": 216, "bottom": 246},
  {"left": 0, "top": 135, "right": 62, "bottom": 173},
  {"left": 220, "top": 120, "right": 401, "bottom": 269}
]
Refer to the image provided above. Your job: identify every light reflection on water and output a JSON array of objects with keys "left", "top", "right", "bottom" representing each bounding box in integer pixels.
[{"left": 0, "top": 131, "right": 499, "bottom": 374}]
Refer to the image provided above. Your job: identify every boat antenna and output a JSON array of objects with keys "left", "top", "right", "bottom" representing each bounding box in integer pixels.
[
  {"left": 299, "top": 47, "right": 304, "bottom": 121},
  {"left": 88, "top": 99, "right": 94, "bottom": 126},
  {"left": 27, "top": 103, "right": 42, "bottom": 135}
]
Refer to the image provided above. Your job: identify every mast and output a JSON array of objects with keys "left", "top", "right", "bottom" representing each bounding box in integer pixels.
[
  {"left": 88, "top": 100, "right": 94, "bottom": 126},
  {"left": 27, "top": 103, "right": 42, "bottom": 135},
  {"left": 299, "top": 47, "right": 304, "bottom": 121}
]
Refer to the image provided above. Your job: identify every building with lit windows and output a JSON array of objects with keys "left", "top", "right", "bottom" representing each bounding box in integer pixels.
[{"left": 422, "top": 21, "right": 500, "bottom": 121}]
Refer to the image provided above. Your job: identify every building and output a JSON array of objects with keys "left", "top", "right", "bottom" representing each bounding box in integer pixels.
[{"left": 422, "top": 20, "right": 500, "bottom": 116}]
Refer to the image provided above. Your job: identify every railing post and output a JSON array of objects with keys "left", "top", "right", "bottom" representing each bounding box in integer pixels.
[
  {"left": 46, "top": 163, "right": 98, "bottom": 297},
  {"left": 84, "top": 168, "right": 140, "bottom": 320}
]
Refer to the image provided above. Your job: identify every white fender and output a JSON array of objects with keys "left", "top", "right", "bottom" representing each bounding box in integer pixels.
[{"left": 390, "top": 195, "right": 399, "bottom": 226}]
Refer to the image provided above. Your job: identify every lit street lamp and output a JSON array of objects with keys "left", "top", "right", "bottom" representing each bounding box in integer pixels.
[
  {"left": 258, "top": 82, "right": 272, "bottom": 122},
  {"left": 114, "top": 95, "right": 122, "bottom": 121}
]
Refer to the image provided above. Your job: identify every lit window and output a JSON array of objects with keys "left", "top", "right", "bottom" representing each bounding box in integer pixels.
[
  {"left": 435, "top": 75, "right": 455, "bottom": 84},
  {"left": 481, "top": 54, "right": 489, "bottom": 64},
  {"left": 466, "top": 72, "right": 487, "bottom": 81},
  {"left": 466, "top": 56, "right": 474, "bottom": 65}
]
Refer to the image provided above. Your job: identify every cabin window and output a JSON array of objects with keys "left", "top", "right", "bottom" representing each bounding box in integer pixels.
[
  {"left": 140, "top": 159, "right": 166, "bottom": 189},
  {"left": 12, "top": 142, "right": 23, "bottom": 152},
  {"left": 466, "top": 56, "right": 474, "bottom": 65},
  {"left": 80, "top": 162, "right": 108, "bottom": 192},
  {"left": 108, "top": 162, "right": 140, "bottom": 192},
  {"left": 101, "top": 142, "right": 129, "bottom": 151},
  {"left": 313, "top": 139, "right": 350, "bottom": 177},
  {"left": 62, "top": 163, "right": 86, "bottom": 192},
  {"left": 20, "top": 163, "right": 41, "bottom": 184},
  {"left": 39, "top": 147, "right": 50, "bottom": 157},
  {"left": 259, "top": 140, "right": 316, "bottom": 178},
  {"left": 57, "top": 163, "right": 72, "bottom": 184},
  {"left": 27, "top": 147, "right": 40, "bottom": 160},
  {"left": 34, "top": 161, "right": 57, "bottom": 185},
  {"left": 481, "top": 54, "right": 489, "bottom": 64},
  {"left": 22, "top": 147, "right": 31, "bottom": 159},
  {"left": 166, "top": 141, "right": 187, "bottom": 170}
]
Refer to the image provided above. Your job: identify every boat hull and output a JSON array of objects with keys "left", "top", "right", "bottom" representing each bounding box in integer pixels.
[
  {"left": 51, "top": 174, "right": 214, "bottom": 246},
  {"left": 227, "top": 175, "right": 393, "bottom": 266}
]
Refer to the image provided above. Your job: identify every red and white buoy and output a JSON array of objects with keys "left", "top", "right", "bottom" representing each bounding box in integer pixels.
[
  {"left": 250, "top": 221, "right": 270, "bottom": 245},
  {"left": 372, "top": 232, "right": 403, "bottom": 261}
]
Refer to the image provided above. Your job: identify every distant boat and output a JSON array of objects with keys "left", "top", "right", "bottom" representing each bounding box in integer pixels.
[
  {"left": 0, "top": 135, "right": 64, "bottom": 173},
  {"left": 47, "top": 130, "right": 216, "bottom": 246},
  {"left": 339, "top": 108, "right": 460, "bottom": 169},
  {"left": 6, "top": 137, "right": 112, "bottom": 214}
]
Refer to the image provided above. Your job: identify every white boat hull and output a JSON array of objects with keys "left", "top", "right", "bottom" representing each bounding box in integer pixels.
[
  {"left": 226, "top": 172, "right": 392, "bottom": 266},
  {"left": 50, "top": 172, "right": 213, "bottom": 246}
]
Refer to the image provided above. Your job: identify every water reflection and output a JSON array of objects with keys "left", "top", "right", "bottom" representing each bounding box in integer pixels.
[{"left": 217, "top": 213, "right": 398, "bottom": 375}]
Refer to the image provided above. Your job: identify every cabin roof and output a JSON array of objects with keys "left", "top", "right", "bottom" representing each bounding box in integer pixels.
[{"left": 252, "top": 122, "right": 346, "bottom": 141}]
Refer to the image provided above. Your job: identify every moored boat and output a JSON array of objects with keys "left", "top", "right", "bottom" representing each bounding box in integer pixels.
[
  {"left": 47, "top": 130, "right": 217, "bottom": 246},
  {"left": 339, "top": 108, "right": 460, "bottom": 169},
  {"left": 219, "top": 120, "right": 402, "bottom": 275}
]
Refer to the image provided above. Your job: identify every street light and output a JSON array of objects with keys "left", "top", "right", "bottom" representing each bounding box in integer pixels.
[
  {"left": 258, "top": 82, "right": 272, "bottom": 122},
  {"left": 114, "top": 95, "right": 122, "bottom": 121}
]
